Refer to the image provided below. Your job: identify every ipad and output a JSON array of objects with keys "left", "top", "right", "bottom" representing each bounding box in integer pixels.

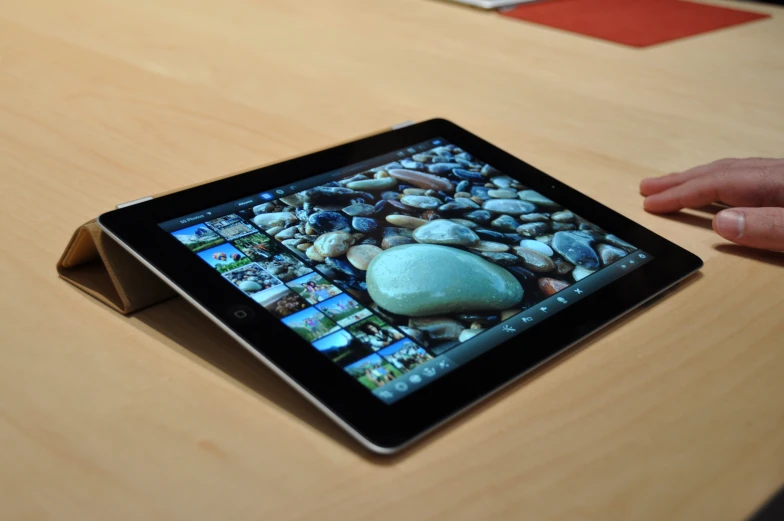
[{"left": 98, "top": 119, "right": 702, "bottom": 454}]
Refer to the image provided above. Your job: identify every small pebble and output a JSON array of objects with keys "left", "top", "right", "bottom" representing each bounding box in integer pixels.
[
  {"left": 352, "top": 216, "right": 378, "bottom": 233},
  {"left": 490, "top": 214, "right": 520, "bottom": 232},
  {"left": 381, "top": 236, "right": 415, "bottom": 249},
  {"left": 346, "top": 177, "right": 398, "bottom": 191},
  {"left": 552, "top": 210, "right": 575, "bottom": 223},
  {"left": 385, "top": 215, "right": 428, "bottom": 229},
  {"left": 597, "top": 243, "right": 627, "bottom": 265},
  {"left": 254, "top": 212, "right": 297, "bottom": 229},
  {"left": 306, "top": 246, "right": 325, "bottom": 262},
  {"left": 519, "top": 239, "right": 554, "bottom": 256},
  {"left": 409, "top": 317, "right": 465, "bottom": 340},
  {"left": 514, "top": 247, "right": 556, "bottom": 273},
  {"left": 462, "top": 210, "right": 493, "bottom": 225},
  {"left": 452, "top": 168, "right": 485, "bottom": 181},
  {"left": 346, "top": 245, "right": 383, "bottom": 271},
  {"left": 274, "top": 226, "right": 299, "bottom": 241},
  {"left": 491, "top": 176, "right": 514, "bottom": 189},
  {"left": 400, "top": 195, "right": 442, "bottom": 210},
  {"left": 518, "top": 189, "right": 559, "bottom": 208},
  {"left": 551, "top": 222, "right": 576, "bottom": 231},
  {"left": 413, "top": 220, "right": 480, "bottom": 246},
  {"left": 482, "top": 164, "right": 500, "bottom": 176},
  {"left": 483, "top": 199, "right": 537, "bottom": 216},
  {"left": 552, "top": 231, "right": 600, "bottom": 270},
  {"left": 518, "top": 213, "right": 550, "bottom": 223},
  {"left": 555, "top": 258, "right": 574, "bottom": 275},
  {"left": 469, "top": 240, "right": 510, "bottom": 253},
  {"left": 388, "top": 168, "right": 454, "bottom": 192},
  {"left": 516, "top": 222, "right": 550, "bottom": 237},
  {"left": 342, "top": 203, "right": 375, "bottom": 217},
  {"left": 314, "top": 231, "right": 354, "bottom": 258},
  {"left": 487, "top": 189, "right": 517, "bottom": 199},
  {"left": 538, "top": 277, "right": 570, "bottom": 297}
]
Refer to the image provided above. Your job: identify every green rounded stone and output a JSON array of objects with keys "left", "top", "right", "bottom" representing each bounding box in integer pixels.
[{"left": 366, "top": 244, "right": 523, "bottom": 317}]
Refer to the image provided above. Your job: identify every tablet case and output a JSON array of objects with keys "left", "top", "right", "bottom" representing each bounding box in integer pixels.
[
  {"left": 57, "top": 219, "right": 176, "bottom": 314},
  {"left": 56, "top": 123, "right": 414, "bottom": 314}
]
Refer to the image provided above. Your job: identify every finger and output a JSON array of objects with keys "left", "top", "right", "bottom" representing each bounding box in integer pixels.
[
  {"left": 640, "top": 159, "right": 738, "bottom": 196},
  {"left": 713, "top": 207, "right": 784, "bottom": 251},
  {"left": 639, "top": 158, "right": 782, "bottom": 196},
  {"left": 642, "top": 166, "right": 784, "bottom": 213}
]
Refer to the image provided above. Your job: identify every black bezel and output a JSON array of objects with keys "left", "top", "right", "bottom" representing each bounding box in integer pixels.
[{"left": 99, "top": 119, "right": 702, "bottom": 452}]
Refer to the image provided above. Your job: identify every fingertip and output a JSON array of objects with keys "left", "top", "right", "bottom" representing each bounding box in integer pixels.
[
  {"left": 642, "top": 194, "right": 671, "bottom": 214},
  {"left": 639, "top": 178, "right": 656, "bottom": 196},
  {"left": 713, "top": 209, "right": 744, "bottom": 240},
  {"left": 639, "top": 175, "right": 679, "bottom": 196},
  {"left": 639, "top": 177, "right": 667, "bottom": 196},
  {"left": 713, "top": 207, "right": 784, "bottom": 251}
]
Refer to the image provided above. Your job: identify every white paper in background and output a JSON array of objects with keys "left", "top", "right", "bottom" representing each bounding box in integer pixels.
[{"left": 444, "top": 0, "right": 540, "bottom": 9}]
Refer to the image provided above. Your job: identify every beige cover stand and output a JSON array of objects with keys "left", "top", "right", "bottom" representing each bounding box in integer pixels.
[
  {"left": 55, "top": 123, "right": 408, "bottom": 314},
  {"left": 56, "top": 220, "right": 176, "bottom": 314}
]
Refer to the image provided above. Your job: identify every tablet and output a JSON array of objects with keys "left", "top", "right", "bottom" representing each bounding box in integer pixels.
[{"left": 99, "top": 119, "right": 702, "bottom": 454}]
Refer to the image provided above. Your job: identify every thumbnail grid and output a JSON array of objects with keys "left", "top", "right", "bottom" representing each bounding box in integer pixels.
[{"left": 169, "top": 213, "right": 434, "bottom": 391}]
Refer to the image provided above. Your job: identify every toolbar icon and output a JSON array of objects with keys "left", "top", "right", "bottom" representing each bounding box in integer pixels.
[
  {"left": 638, "top": 253, "right": 646, "bottom": 259},
  {"left": 438, "top": 359, "right": 451, "bottom": 370},
  {"left": 423, "top": 367, "right": 437, "bottom": 377},
  {"left": 557, "top": 297, "right": 568, "bottom": 304},
  {"left": 540, "top": 306, "right": 548, "bottom": 313},
  {"left": 629, "top": 260, "right": 636, "bottom": 265},
  {"left": 407, "top": 147, "right": 417, "bottom": 154},
  {"left": 574, "top": 288, "right": 583, "bottom": 294},
  {"left": 394, "top": 382, "right": 408, "bottom": 392},
  {"left": 521, "top": 316, "right": 534, "bottom": 323},
  {"left": 397, "top": 151, "right": 405, "bottom": 157},
  {"left": 502, "top": 324, "right": 516, "bottom": 333},
  {"left": 260, "top": 193, "right": 274, "bottom": 200},
  {"left": 275, "top": 189, "right": 285, "bottom": 195},
  {"left": 409, "top": 374, "right": 422, "bottom": 384},
  {"left": 379, "top": 390, "right": 394, "bottom": 399},
  {"left": 621, "top": 264, "right": 627, "bottom": 269}
]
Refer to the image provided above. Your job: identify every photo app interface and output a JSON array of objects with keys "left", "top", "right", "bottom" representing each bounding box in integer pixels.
[{"left": 161, "top": 140, "right": 650, "bottom": 403}]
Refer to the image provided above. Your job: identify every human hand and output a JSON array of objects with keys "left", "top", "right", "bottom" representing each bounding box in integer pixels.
[{"left": 640, "top": 158, "right": 784, "bottom": 251}]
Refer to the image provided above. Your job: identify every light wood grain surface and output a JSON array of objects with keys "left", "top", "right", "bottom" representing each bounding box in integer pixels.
[{"left": 1, "top": 0, "right": 783, "bottom": 519}]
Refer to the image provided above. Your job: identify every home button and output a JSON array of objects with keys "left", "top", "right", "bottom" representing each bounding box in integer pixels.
[{"left": 226, "top": 305, "right": 255, "bottom": 323}]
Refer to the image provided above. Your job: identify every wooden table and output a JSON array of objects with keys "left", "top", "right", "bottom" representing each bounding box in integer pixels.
[{"left": 2, "top": 1, "right": 782, "bottom": 519}]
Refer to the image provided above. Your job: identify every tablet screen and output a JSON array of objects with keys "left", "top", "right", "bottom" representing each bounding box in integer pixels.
[{"left": 160, "top": 139, "right": 651, "bottom": 403}]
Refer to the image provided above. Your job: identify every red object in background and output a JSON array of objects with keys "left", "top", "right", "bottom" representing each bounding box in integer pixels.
[{"left": 500, "top": 0, "right": 770, "bottom": 48}]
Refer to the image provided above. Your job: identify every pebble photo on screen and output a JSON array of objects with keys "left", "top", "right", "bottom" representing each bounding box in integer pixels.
[
  {"left": 166, "top": 140, "right": 641, "bottom": 401},
  {"left": 238, "top": 142, "right": 637, "bottom": 354}
]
